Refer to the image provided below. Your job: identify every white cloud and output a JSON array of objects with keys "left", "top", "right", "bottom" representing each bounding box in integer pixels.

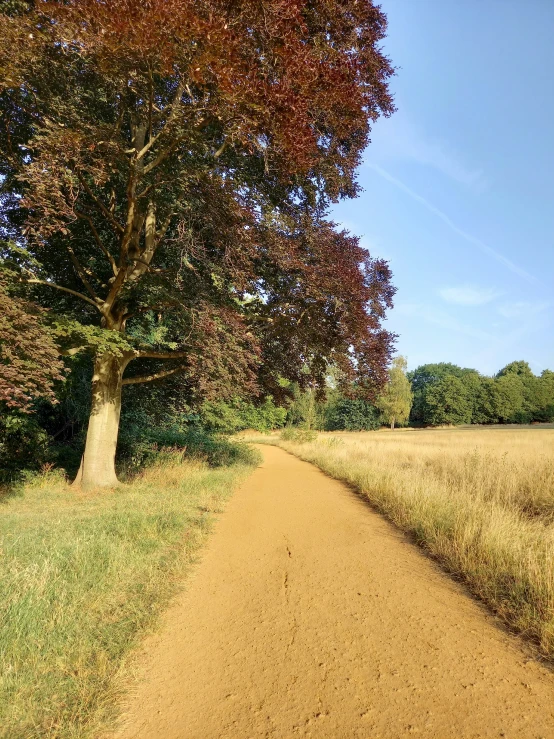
[
  {"left": 497, "top": 301, "right": 551, "bottom": 319},
  {"left": 439, "top": 285, "right": 502, "bottom": 306}
]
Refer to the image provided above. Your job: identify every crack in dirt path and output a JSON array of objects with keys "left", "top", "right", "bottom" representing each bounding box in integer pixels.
[{"left": 114, "top": 445, "right": 554, "bottom": 738}]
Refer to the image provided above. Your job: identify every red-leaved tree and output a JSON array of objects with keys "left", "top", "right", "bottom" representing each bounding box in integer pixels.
[{"left": 0, "top": 0, "right": 396, "bottom": 487}]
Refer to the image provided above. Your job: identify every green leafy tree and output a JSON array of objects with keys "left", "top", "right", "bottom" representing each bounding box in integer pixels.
[
  {"left": 536, "top": 370, "right": 554, "bottom": 421},
  {"left": 285, "top": 385, "right": 326, "bottom": 431},
  {"left": 493, "top": 373, "right": 525, "bottom": 423},
  {"left": 0, "top": 1, "right": 396, "bottom": 487},
  {"left": 471, "top": 376, "right": 499, "bottom": 424},
  {"left": 325, "top": 398, "right": 380, "bottom": 431},
  {"left": 424, "top": 375, "right": 472, "bottom": 426},
  {"left": 496, "top": 361, "right": 538, "bottom": 421},
  {"left": 409, "top": 363, "right": 469, "bottom": 424},
  {"left": 377, "top": 356, "right": 413, "bottom": 429}
]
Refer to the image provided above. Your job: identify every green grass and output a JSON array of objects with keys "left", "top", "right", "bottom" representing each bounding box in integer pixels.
[{"left": 0, "top": 453, "right": 258, "bottom": 738}]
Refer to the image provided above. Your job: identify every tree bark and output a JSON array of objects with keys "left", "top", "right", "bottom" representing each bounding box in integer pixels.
[{"left": 73, "top": 352, "right": 129, "bottom": 489}]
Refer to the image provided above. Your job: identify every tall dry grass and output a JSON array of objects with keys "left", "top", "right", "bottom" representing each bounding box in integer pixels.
[{"left": 273, "top": 427, "right": 554, "bottom": 657}]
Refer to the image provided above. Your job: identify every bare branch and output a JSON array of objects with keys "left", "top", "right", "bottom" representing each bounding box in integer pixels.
[
  {"left": 104, "top": 266, "right": 127, "bottom": 311},
  {"left": 156, "top": 212, "right": 173, "bottom": 244},
  {"left": 214, "top": 138, "right": 229, "bottom": 159},
  {"left": 122, "top": 363, "right": 187, "bottom": 385},
  {"left": 135, "top": 350, "right": 189, "bottom": 359},
  {"left": 75, "top": 210, "right": 117, "bottom": 275},
  {"left": 142, "top": 139, "right": 183, "bottom": 176},
  {"left": 128, "top": 257, "right": 169, "bottom": 273},
  {"left": 136, "top": 79, "right": 186, "bottom": 162},
  {"left": 76, "top": 172, "right": 124, "bottom": 235},
  {"left": 64, "top": 243, "right": 99, "bottom": 301},
  {"left": 60, "top": 346, "right": 88, "bottom": 356},
  {"left": 25, "top": 278, "right": 101, "bottom": 309}
]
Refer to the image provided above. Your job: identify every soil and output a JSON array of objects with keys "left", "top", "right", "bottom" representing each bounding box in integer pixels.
[{"left": 114, "top": 445, "right": 554, "bottom": 738}]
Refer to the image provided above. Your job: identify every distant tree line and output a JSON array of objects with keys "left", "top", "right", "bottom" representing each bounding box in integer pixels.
[
  {"left": 409, "top": 361, "right": 554, "bottom": 426},
  {"left": 283, "top": 359, "right": 554, "bottom": 432}
]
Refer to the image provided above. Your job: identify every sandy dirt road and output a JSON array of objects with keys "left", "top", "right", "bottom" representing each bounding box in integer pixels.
[{"left": 115, "top": 445, "right": 554, "bottom": 739}]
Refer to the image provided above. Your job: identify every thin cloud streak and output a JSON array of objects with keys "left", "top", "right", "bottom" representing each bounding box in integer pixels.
[
  {"left": 371, "top": 111, "right": 488, "bottom": 191},
  {"left": 367, "top": 163, "right": 538, "bottom": 284},
  {"left": 439, "top": 285, "right": 502, "bottom": 306},
  {"left": 395, "top": 303, "right": 496, "bottom": 342}
]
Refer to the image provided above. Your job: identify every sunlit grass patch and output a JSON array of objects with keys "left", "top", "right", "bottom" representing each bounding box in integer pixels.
[{"left": 0, "top": 454, "right": 257, "bottom": 738}]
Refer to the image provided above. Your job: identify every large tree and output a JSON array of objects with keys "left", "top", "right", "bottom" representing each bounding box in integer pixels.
[{"left": 0, "top": 0, "right": 396, "bottom": 487}]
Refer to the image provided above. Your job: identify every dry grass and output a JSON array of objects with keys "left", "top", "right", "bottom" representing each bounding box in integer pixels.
[
  {"left": 0, "top": 455, "right": 256, "bottom": 738},
  {"left": 256, "top": 426, "right": 554, "bottom": 658}
]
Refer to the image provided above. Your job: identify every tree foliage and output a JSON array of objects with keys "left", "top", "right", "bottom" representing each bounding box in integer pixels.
[
  {"left": 408, "top": 360, "right": 554, "bottom": 426},
  {"left": 0, "top": 273, "right": 64, "bottom": 411},
  {"left": 0, "top": 0, "right": 397, "bottom": 484},
  {"left": 424, "top": 375, "right": 472, "bottom": 426},
  {"left": 325, "top": 398, "right": 380, "bottom": 431},
  {"left": 199, "top": 397, "right": 286, "bottom": 434},
  {"left": 0, "top": 0, "right": 396, "bottom": 396},
  {"left": 376, "top": 355, "right": 412, "bottom": 429}
]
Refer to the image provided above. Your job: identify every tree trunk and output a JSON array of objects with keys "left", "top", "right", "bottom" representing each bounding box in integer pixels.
[
  {"left": 73, "top": 352, "right": 127, "bottom": 489},
  {"left": 390, "top": 418, "right": 395, "bottom": 430}
]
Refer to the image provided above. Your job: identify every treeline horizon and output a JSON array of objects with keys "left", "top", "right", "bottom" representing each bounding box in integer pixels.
[
  {"left": 408, "top": 360, "right": 554, "bottom": 426},
  {"left": 280, "top": 359, "right": 554, "bottom": 432}
]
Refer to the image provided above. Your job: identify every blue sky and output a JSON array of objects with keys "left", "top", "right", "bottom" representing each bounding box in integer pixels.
[{"left": 330, "top": 0, "right": 554, "bottom": 376}]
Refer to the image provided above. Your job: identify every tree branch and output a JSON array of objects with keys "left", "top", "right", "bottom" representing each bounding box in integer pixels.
[
  {"left": 122, "top": 363, "right": 187, "bottom": 385},
  {"left": 104, "top": 265, "right": 128, "bottom": 311},
  {"left": 143, "top": 135, "right": 186, "bottom": 175},
  {"left": 61, "top": 346, "right": 88, "bottom": 356},
  {"left": 136, "top": 80, "right": 186, "bottom": 162},
  {"left": 135, "top": 350, "right": 189, "bottom": 359},
  {"left": 25, "top": 278, "right": 101, "bottom": 309},
  {"left": 75, "top": 210, "right": 117, "bottom": 275},
  {"left": 76, "top": 172, "right": 124, "bottom": 235},
  {"left": 64, "top": 243, "right": 99, "bottom": 301}
]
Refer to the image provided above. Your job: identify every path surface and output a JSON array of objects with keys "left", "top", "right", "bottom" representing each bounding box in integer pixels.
[{"left": 116, "top": 446, "right": 554, "bottom": 738}]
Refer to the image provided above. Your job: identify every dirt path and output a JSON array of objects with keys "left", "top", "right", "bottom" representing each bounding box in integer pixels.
[{"left": 115, "top": 446, "right": 554, "bottom": 738}]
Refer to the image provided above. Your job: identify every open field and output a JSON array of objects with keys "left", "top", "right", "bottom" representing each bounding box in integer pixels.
[
  {"left": 251, "top": 425, "right": 554, "bottom": 659},
  {"left": 0, "top": 455, "right": 256, "bottom": 739}
]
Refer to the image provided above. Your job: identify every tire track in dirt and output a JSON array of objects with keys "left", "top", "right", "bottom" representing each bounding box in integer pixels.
[{"left": 115, "top": 445, "right": 554, "bottom": 738}]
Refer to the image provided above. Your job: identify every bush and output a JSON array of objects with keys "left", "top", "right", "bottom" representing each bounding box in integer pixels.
[
  {"left": 0, "top": 410, "right": 52, "bottom": 481},
  {"left": 200, "top": 397, "right": 287, "bottom": 434},
  {"left": 280, "top": 428, "right": 318, "bottom": 443},
  {"left": 511, "top": 409, "right": 533, "bottom": 424},
  {"left": 117, "top": 424, "right": 260, "bottom": 474}
]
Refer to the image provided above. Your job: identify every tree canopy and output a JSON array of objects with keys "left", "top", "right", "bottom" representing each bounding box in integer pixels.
[{"left": 0, "top": 0, "right": 397, "bottom": 486}]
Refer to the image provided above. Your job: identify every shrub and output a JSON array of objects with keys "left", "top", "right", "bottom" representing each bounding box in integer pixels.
[
  {"left": 117, "top": 424, "right": 260, "bottom": 474},
  {"left": 0, "top": 410, "right": 51, "bottom": 481},
  {"left": 280, "top": 428, "right": 317, "bottom": 443},
  {"left": 200, "top": 397, "right": 287, "bottom": 434}
]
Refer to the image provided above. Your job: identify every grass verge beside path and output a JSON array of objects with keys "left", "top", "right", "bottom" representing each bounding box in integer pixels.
[
  {"left": 248, "top": 428, "right": 554, "bottom": 660},
  {"left": 0, "top": 450, "right": 258, "bottom": 738}
]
